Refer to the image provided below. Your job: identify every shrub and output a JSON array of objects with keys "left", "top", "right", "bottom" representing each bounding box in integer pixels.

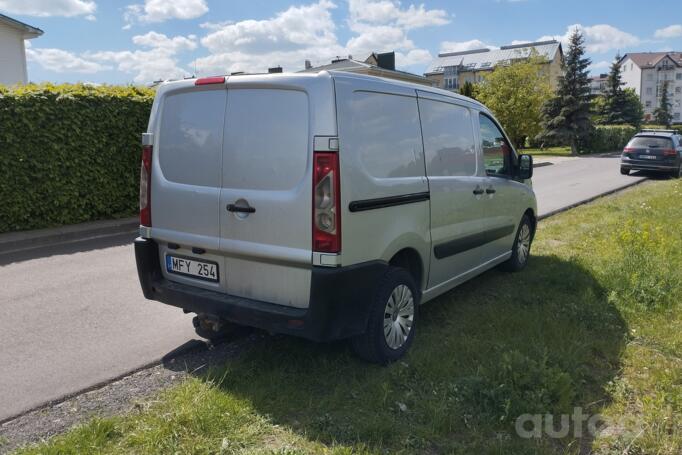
[
  {"left": 583, "top": 124, "right": 637, "bottom": 153},
  {"left": 0, "top": 83, "right": 154, "bottom": 233}
]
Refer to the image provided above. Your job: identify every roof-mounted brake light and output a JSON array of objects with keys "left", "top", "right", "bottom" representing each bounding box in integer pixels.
[{"left": 195, "top": 76, "right": 226, "bottom": 86}]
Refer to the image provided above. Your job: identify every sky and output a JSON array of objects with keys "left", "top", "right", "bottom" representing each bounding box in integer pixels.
[{"left": 3, "top": 0, "right": 682, "bottom": 85}]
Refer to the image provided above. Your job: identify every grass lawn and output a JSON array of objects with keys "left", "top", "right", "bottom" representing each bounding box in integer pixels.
[
  {"left": 14, "top": 180, "right": 682, "bottom": 455},
  {"left": 522, "top": 146, "right": 573, "bottom": 157}
]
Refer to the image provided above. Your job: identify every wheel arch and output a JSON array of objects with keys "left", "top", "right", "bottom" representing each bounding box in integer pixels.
[{"left": 388, "top": 247, "right": 425, "bottom": 295}]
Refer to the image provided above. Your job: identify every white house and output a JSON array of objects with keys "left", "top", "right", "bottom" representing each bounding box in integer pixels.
[
  {"left": 0, "top": 13, "right": 43, "bottom": 86},
  {"left": 619, "top": 52, "right": 682, "bottom": 123}
]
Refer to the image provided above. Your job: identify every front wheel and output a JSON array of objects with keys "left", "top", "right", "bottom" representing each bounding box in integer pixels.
[
  {"left": 620, "top": 166, "right": 630, "bottom": 176},
  {"left": 500, "top": 215, "right": 534, "bottom": 272},
  {"left": 351, "top": 267, "right": 419, "bottom": 364}
]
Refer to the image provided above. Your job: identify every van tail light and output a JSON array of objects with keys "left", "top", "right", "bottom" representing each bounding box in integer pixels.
[
  {"left": 139, "top": 145, "right": 152, "bottom": 227},
  {"left": 313, "top": 151, "right": 340, "bottom": 253},
  {"left": 662, "top": 148, "right": 677, "bottom": 157}
]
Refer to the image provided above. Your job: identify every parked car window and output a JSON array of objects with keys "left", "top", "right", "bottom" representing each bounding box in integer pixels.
[
  {"left": 479, "top": 113, "right": 514, "bottom": 177},
  {"left": 222, "top": 89, "right": 308, "bottom": 191},
  {"left": 346, "top": 91, "right": 424, "bottom": 179},
  {"left": 418, "top": 98, "right": 477, "bottom": 176},
  {"left": 158, "top": 90, "right": 225, "bottom": 187},
  {"left": 627, "top": 136, "right": 673, "bottom": 149}
]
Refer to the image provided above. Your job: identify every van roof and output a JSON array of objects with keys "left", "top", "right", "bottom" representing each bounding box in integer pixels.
[
  {"left": 158, "top": 71, "right": 485, "bottom": 110},
  {"left": 326, "top": 70, "right": 486, "bottom": 109}
]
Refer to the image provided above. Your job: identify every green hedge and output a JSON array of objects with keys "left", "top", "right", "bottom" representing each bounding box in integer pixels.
[
  {"left": 583, "top": 124, "right": 638, "bottom": 153},
  {"left": 0, "top": 83, "right": 154, "bottom": 233}
]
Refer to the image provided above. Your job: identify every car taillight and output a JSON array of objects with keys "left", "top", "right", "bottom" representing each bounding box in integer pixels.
[
  {"left": 140, "top": 145, "right": 152, "bottom": 227},
  {"left": 313, "top": 151, "right": 340, "bottom": 253},
  {"left": 663, "top": 148, "right": 677, "bottom": 157},
  {"left": 623, "top": 147, "right": 635, "bottom": 153}
]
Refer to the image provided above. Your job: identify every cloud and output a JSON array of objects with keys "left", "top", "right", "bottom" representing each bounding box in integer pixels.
[
  {"left": 26, "top": 46, "right": 109, "bottom": 73},
  {"left": 0, "top": 0, "right": 95, "bottom": 17},
  {"left": 654, "top": 25, "right": 682, "bottom": 39},
  {"left": 87, "top": 32, "right": 196, "bottom": 82},
  {"left": 439, "top": 39, "right": 496, "bottom": 53},
  {"left": 588, "top": 60, "right": 611, "bottom": 72},
  {"left": 347, "top": 0, "right": 450, "bottom": 30},
  {"left": 132, "top": 31, "right": 197, "bottom": 53},
  {"left": 194, "top": 0, "right": 449, "bottom": 76},
  {"left": 124, "top": 0, "right": 208, "bottom": 25},
  {"left": 538, "top": 24, "right": 640, "bottom": 54}
]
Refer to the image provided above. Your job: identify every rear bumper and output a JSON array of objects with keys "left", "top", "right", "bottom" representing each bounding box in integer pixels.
[
  {"left": 621, "top": 158, "right": 678, "bottom": 171},
  {"left": 134, "top": 237, "right": 387, "bottom": 341}
]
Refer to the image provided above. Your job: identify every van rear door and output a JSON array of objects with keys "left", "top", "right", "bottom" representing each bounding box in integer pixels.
[
  {"left": 219, "top": 88, "right": 312, "bottom": 308},
  {"left": 151, "top": 83, "right": 226, "bottom": 291}
]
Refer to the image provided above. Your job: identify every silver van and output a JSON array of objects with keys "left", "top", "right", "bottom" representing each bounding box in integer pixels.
[{"left": 135, "top": 71, "right": 537, "bottom": 364}]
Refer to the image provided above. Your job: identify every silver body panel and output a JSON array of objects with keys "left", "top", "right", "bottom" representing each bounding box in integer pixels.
[{"left": 144, "top": 70, "right": 536, "bottom": 310}]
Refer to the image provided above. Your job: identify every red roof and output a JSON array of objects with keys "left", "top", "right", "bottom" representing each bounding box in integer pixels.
[{"left": 621, "top": 52, "right": 682, "bottom": 68}]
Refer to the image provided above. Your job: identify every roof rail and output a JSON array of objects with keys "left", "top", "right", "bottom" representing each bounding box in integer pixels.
[{"left": 640, "top": 128, "right": 676, "bottom": 133}]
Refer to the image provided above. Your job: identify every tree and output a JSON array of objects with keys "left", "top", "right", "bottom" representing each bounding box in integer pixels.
[
  {"left": 459, "top": 81, "right": 476, "bottom": 99},
  {"left": 621, "top": 88, "right": 644, "bottom": 128},
  {"left": 538, "top": 29, "right": 592, "bottom": 155},
  {"left": 599, "top": 54, "right": 630, "bottom": 124},
  {"left": 653, "top": 81, "right": 673, "bottom": 127},
  {"left": 474, "top": 55, "right": 552, "bottom": 149}
]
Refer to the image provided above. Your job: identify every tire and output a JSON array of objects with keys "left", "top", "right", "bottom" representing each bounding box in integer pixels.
[
  {"left": 351, "top": 267, "right": 419, "bottom": 364},
  {"left": 620, "top": 167, "right": 630, "bottom": 176},
  {"left": 672, "top": 164, "right": 682, "bottom": 179},
  {"left": 500, "top": 215, "right": 534, "bottom": 272}
]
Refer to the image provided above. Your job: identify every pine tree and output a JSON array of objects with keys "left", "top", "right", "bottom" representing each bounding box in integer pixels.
[
  {"left": 653, "top": 81, "right": 673, "bottom": 127},
  {"left": 600, "top": 54, "right": 629, "bottom": 124},
  {"left": 538, "top": 29, "right": 593, "bottom": 155},
  {"left": 459, "top": 81, "right": 476, "bottom": 99}
]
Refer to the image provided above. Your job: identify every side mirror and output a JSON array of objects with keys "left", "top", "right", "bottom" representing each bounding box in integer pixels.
[{"left": 518, "top": 154, "right": 533, "bottom": 180}]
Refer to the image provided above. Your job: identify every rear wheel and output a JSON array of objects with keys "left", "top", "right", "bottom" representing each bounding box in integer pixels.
[
  {"left": 672, "top": 164, "right": 682, "bottom": 179},
  {"left": 500, "top": 215, "right": 533, "bottom": 272},
  {"left": 620, "top": 166, "right": 630, "bottom": 175},
  {"left": 351, "top": 267, "right": 418, "bottom": 364}
]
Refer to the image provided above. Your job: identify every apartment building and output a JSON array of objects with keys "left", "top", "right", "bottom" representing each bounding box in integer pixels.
[
  {"left": 589, "top": 73, "right": 608, "bottom": 96},
  {"left": 619, "top": 52, "right": 682, "bottom": 123},
  {"left": 424, "top": 40, "right": 564, "bottom": 92}
]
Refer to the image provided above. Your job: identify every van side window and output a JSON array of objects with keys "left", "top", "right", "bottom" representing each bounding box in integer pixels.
[
  {"left": 479, "top": 114, "right": 514, "bottom": 177},
  {"left": 418, "top": 98, "right": 477, "bottom": 176},
  {"left": 347, "top": 91, "right": 424, "bottom": 179}
]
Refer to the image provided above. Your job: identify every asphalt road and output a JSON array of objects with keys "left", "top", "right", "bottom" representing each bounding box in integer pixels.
[{"left": 0, "top": 154, "right": 646, "bottom": 422}]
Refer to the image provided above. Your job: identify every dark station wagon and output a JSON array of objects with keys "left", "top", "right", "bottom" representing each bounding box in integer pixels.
[{"left": 620, "top": 130, "right": 682, "bottom": 178}]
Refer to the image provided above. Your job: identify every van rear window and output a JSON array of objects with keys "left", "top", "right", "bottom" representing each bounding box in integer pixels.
[
  {"left": 627, "top": 136, "right": 673, "bottom": 149},
  {"left": 158, "top": 89, "right": 226, "bottom": 187},
  {"left": 222, "top": 89, "right": 308, "bottom": 191}
]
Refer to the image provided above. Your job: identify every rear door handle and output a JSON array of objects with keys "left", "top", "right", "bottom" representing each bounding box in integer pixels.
[
  {"left": 473, "top": 187, "right": 484, "bottom": 195},
  {"left": 486, "top": 187, "right": 496, "bottom": 194},
  {"left": 226, "top": 204, "right": 255, "bottom": 213}
]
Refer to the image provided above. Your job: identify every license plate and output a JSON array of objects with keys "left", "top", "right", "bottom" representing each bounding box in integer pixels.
[
  {"left": 166, "top": 255, "right": 218, "bottom": 282},
  {"left": 638, "top": 155, "right": 657, "bottom": 160}
]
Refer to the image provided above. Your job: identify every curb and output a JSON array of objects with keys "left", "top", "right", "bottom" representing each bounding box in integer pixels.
[
  {"left": 0, "top": 217, "right": 138, "bottom": 255},
  {"left": 538, "top": 177, "right": 647, "bottom": 221}
]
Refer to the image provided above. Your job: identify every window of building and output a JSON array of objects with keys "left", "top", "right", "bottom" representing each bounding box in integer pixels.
[
  {"left": 647, "top": 73, "right": 653, "bottom": 81},
  {"left": 646, "top": 87, "right": 653, "bottom": 95},
  {"left": 645, "top": 100, "right": 652, "bottom": 108},
  {"left": 674, "top": 112, "right": 680, "bottom": 120},
  {"left": 677, "top": 73, "right": 682, "bottom": 80},
  {"left": 676, "top": 86, "right": 682, "bottom": 94}
]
